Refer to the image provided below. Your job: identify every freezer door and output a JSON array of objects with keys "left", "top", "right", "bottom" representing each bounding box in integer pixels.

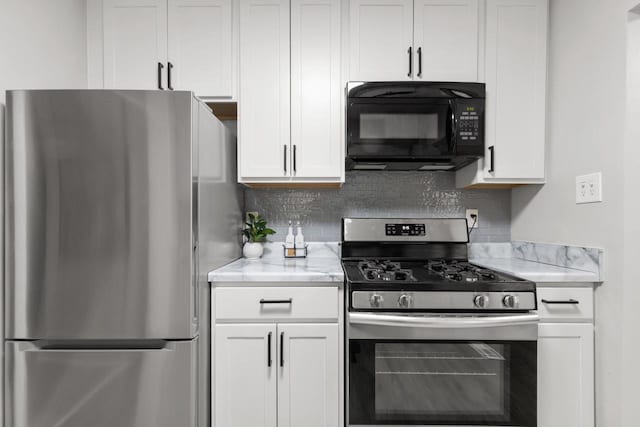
[
  {"left": 4, "top": 339, "right": 197, "bottom": 427},
  {"left": 5, "top": 90, "right": 196, "bottom": 339}
]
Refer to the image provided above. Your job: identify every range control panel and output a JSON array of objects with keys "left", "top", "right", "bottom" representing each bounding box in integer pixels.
[{"left": 385, "top": 223, "right": 426, "bottom": 237}]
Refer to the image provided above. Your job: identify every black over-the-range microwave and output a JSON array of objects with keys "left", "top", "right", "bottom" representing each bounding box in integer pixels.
[{"left": 346, "top": 81, "right": 485, "bottom": 171}]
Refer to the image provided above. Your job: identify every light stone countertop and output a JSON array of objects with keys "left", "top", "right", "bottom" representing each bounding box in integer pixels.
[
  {"left": 469, "top": 257, "right": 600, "bottom": 284},
  {"left": 209, "top": 241, "right": 602, "bottom": 285},
  {"left": 208, "top": 242, "right": 344, "bottom": 283}
]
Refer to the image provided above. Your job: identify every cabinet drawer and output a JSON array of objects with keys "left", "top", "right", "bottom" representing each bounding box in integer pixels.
[
  {"left": 215, "top": 287, "right": 339, "bottom": 322},
  {"left": 537, "top": 287, "right": 593, "bottom": 321}
]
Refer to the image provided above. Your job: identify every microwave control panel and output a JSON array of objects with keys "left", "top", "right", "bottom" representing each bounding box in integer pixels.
[{"left": 458, "top": 110, "right": 480, "bottom": 141}]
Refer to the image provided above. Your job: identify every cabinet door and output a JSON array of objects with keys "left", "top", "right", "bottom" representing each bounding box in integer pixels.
[
  {"left": 168, "top": 0, "right": 233, "bottom": 97},
  {"left": 278, "top": 324, "right": 340, "bottom": 427},
  {"left": 238, "top": 0, "right": 291, "bottom": 180},
  {"left": 538, "top": 323, "right": 594, "bottom": 427},
  {"left": 103, "top": 0, "right": 168, "bottom": 90},
  {"left": 214, "top": 324, "right": 277, "bottom": 427},
  {"left": 413, "top": 0, "right": 479, "bottom": 81},
  {"left": 484, "top": 0, "right": 547, "bottom": 179},
  {"left": 291, "top": 0, "right": 342, "bottom": 179},
  {"left": 349, "top": 0, "right": 414, "bottom": 81}
]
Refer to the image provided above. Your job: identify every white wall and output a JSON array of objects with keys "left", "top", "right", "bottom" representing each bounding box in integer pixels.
[
  {"left": 622, "top": 4, "right": 640, "bottom": 427},
  {"left": 0, "top": 0, "right": 88, "bottom": 422},
  {"left": 511, "top": 0, "right": 633, "bottom": 425},
  {"left": 0, "top": 0, "right": 88, "bottom": 104}
]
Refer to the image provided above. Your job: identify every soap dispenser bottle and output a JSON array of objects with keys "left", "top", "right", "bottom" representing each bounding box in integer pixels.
[
  {"left": 295, "top": 221, "right": 305, "bottom": 254},
  {"left": 285, "top": 221, "right": 295, "bottom": 256}
]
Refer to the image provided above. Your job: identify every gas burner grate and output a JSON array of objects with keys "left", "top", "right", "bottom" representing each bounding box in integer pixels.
[
  {"left": 427, "top": 260, "right": 499, "bottom": 283},
  {"left": 358, "top": 260, "right": 417, "bottom": 282}
]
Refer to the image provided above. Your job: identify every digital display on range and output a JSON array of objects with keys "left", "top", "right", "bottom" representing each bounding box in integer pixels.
[{"left": 385, "top": 223, "right": 426, "bottom": 236}]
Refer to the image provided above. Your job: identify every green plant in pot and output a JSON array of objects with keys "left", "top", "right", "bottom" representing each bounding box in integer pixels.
[{"left": 242, "top": 213, "right": 276, "bottom": 259}]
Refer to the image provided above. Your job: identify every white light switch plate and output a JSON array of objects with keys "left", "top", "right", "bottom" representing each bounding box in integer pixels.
[{"left": 576, "top": 173, "right": 602, "bottom": 204}]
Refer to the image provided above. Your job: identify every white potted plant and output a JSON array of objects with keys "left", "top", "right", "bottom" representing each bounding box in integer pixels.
[{"left": 242, "top": 213, "right": 276, "bottom": 259}]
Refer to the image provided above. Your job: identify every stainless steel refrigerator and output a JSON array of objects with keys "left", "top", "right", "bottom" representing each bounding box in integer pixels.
[{"left": 4, "top": 90, "right": 243, "bottom": 427}]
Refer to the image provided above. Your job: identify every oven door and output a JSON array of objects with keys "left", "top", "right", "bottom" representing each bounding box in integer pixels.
[
  {"left": 347, "top": 98, "right": 454, "bottom": 160},
  {"left": 347, "top": 313, "right": 538, "bottom": 427}
]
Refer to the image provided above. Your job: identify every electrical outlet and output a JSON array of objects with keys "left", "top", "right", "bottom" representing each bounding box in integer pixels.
[
  {"left": 245, "top": 211, "right": 258, "bottom": 222},
  {"left": 466, "top": 209, "right": 479, "bottom": 228},
  {"left": 575, "top": 173, "right": 602, "bottom": 204}
]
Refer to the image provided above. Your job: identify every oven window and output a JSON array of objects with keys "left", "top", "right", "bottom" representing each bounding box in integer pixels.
[
  {"left": 375, "top": 343, "right": 506, "bottom": 417},
  {"left": 360, "top": 113, "right": 439, "bottom": 140},
  {"left": 349, "top": 340, "right": 536, "bottom": 426}
]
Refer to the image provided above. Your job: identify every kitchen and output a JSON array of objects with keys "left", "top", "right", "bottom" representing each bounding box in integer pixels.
[{"left": 0, "top": 0, "right": 638, "bottom": 427}]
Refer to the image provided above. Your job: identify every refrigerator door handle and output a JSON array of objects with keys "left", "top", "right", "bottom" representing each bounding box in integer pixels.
[{"left": 19, "top": 340, "right": 175, "bottom": 351}]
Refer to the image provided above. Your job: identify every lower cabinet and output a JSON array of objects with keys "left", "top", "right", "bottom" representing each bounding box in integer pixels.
[
  {"left": 215, "top": 323, "right": 339, "bottom": 427},
  {"left": 536, "top": 286, "right": 595, "bottom": 427}
]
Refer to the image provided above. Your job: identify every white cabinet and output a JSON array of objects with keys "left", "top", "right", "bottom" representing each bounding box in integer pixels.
[
  {"left": 413, "top": 0, "right": 480, "bottom": 81},
  {"left": 349, "top": 0, "right": 413, "bottom": 81},
  {"left": 168, "top": 0, "right": 233, "bottom": 97},
  {"left": 103, "top": 0, "right": 168, "bottom": 90},
  {"left": 290, "top": 0, "right": 343, "bottom": 179},
  {"left": 537, "top": 286, "right": 595, "bottom": 427},
  {"left": 278, "top": 324, "right": 340, "bottom": 427},
  {"left": 349, "top": 0, "right": 480, "bottom": 82},
  {"left": 538, "top": 323, "right": 594, "bottom": 427},
  {"left": 238, "top": 0, "right": 291, "bottom": 179},
  {"left": 214, "top": 324, "right": 277, "bottom": 427},
  {"left": 93, "top": 0, "right": 235, "bottom": 97},
  {"left": 456, "top": 0, "right": 548, "bottom": 187},
  {"left": 212, "top": 285, "right": 343, "bottom": 427},
  {"left": 238, "top": 0, "right": 343, "bottom": 184}
]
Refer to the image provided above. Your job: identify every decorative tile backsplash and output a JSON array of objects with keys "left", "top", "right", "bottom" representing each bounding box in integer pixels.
[{"left": 244, "top": 171, "right": 511, "bottom": 242}]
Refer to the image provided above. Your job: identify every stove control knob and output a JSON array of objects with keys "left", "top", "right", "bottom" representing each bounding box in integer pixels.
[
  {"left": 503, "top": 294, "right": 519, "bottom": 309},
  {"left": 370, "top": 294, "right": 384, "bottom": 308},
  {"left": 474, "top": 295, "right": 490, "bottom": 309},
  {"left": 398, "top": 294, "right": 413, "bottom": 309}
]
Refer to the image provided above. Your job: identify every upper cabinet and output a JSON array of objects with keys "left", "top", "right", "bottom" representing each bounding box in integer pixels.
[
  {"left": 238, "top": 0, "right": 291, "bottom": 180},
  {"left": 238, "top": 0, "right": 344, "bottom": 184},
  {"left": 413, "top": 0, "right": 480, "bottom": 81},
  {"left": 349, "top": 0, "right": 413, "bottom": 81},
  {"left": 90, "top": 0, "right": 236, "bottom": 99},
  {"left": 456, "top": 0, "right": 548, "bottom": 187},
  {"left": 103, "top": 0, "right": 168, "bottom": 90},
  {"left": 349, "top": 0, "right": 480, "bottom": 82},
  {"left": 167, "top": 0, "right": 233, "bottom": 97}
]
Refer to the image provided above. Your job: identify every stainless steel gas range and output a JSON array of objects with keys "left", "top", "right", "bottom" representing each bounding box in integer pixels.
[{"left": 342, "top": 218, "right": 538, "bottom": 427}]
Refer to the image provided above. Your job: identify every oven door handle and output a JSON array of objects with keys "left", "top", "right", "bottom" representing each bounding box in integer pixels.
[{"left": 348, "top": 312, "right": 540, "bottom": 328}]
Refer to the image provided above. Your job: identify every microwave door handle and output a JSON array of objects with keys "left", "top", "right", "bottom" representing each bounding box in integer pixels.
[
  {"left": 448, "top": 100, "right": 457, "bottom": 153},
  {"left": 348, "top": 312, "right": 540, "bottom": 328}
]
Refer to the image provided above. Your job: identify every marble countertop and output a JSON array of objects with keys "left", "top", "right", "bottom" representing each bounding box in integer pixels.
[
  {"left": 209, "top": 241, "right": 602, "bottom": 285},
  {"left": 209, "top": 242, "right": 344, "bottom": 283},
  {"left": 470, "top": 257, "right": 600, "bottom": 283}
]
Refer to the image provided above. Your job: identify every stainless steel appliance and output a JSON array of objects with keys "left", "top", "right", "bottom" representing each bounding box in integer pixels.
[
  {"left": 4, "top": 90, "right": 243, "bottom": 427},
  {"left": 343, "top": 218, "right": 538, "bottom": 427},
  {"left": 346, "top": 82, "right": 485, "bottom": 171}
]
